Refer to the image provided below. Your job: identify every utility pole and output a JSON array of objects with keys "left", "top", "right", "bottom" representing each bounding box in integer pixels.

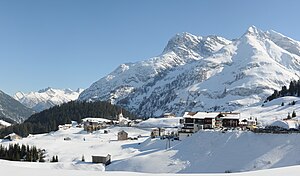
[{"left": 165, "top": 134, "right": 171, "bottom": 149}]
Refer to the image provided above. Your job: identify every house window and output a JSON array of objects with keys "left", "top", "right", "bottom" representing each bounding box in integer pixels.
[{"left": 185, "top": 118, "right": 194, "bottom": 123}]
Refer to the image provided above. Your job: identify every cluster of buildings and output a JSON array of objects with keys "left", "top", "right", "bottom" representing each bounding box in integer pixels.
[
  {"left": 81, "top": 111, "right": 142, "bottom": 133},
  {"left": 83, "top": 120, "right": 111, "bottom": 132},
  {"left": 178, "top": 111, "right": 257, "bottom": 139},
  {"left": 82, "top": 111, "right": 135, "bottom": 133}
]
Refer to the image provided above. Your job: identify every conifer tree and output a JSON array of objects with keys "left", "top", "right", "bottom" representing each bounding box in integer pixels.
[
  {"left": 0, "top": 144, "right": 43, "bottom": 162},
  {"left": 281, "top": 86, "right": 288, "bottom": 97},
  {"left": 292, "top": 110, "right": 297, "bottom": 118},
  {"left": 51, "top": 156, "right": 55, "bottom": 162}
]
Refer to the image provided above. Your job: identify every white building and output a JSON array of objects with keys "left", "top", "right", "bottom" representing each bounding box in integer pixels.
[
  {"left": 118, "top": 111, "right": 131, "bottom": 126},
  {"left": 179, "top": 112, "right": 219, "bottom": 139},
  {"left": 162, "top": 113, "right": 176, "bottom": 118},
  {"left": 239, "top": 117, "right": 257, "bottom": 130}
]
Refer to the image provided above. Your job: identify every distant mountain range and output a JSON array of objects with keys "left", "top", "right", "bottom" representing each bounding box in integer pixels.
[
  {"left": 14, "top": 87, "right": 84, "bottom": 112},
  {"left": 0, "top": 90, "right": 34, "bottom": 123},
  {"left": 78, "top": 26, "right": 300, "bottom": 117}
]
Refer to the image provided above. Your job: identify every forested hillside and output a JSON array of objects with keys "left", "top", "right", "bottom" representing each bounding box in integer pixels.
[
  {"left": 266, "top": 80, "right": 300, "bottom": 102},
  {"left": 0, "top": 101, "right": 136, "bottom": 138}
]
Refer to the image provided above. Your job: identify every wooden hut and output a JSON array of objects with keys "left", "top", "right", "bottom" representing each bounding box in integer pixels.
[
  {"left": 117, "top": 130, "right": 128, "bottom": 140},
  {"left": 92, "top": 154, "right": 111, "bottom": 165}
]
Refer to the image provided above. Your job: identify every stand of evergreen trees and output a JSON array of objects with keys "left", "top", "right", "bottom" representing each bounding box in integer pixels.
[
  {"left": 51, "top": 155, "right": 59, "bottom": 162},
  {"left": 0, "top": 101, "right": 137, "bottom": 138},
  {"left": 0, "top": 143, "right": 44, "bottom": 162},
  {"left": 266, "top": 80, "right": 300, "bottom": 102}
]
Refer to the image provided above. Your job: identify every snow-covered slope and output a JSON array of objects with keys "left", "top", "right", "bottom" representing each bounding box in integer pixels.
[
  {"left": 107, "top": 130, "right": 300, "bottom": 173},
  {"left": 0, "top": 90, "right": 34, "bottom": 123},
  {"left": 14, "top": 88, "right": 84, "bottom": 112},
  {"left": 2, "top": 123, "right": 300, "bottom": 175},
  {"left": 238, "top": 96, "right": 300, "bottom": 126},
  {"left": 79, "top": 26, "right": 300, "bottom": 117},
  {"left": 2, "top": 159, "right": 300, "bottom": 176}
]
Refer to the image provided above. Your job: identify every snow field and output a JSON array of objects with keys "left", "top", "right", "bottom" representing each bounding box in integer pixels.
[
  {"left": 2, "top": 100, "right": 300, "bottom": 175},
  {"left": 2, "top": 127, "right": 300, "bottom": 175}
]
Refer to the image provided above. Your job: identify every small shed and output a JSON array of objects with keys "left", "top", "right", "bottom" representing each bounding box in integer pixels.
[
  {"left": 117, "top": 130, "right": 128, "bottom": 140},
  {"left": 63, "top": 137, "right": 71, "bottom": 141},
  {"left": 58, "top": 124, "right": 72, "bottom": 130},
  {"left": 92, "top": 154, "right": 111, "bottom": 165},
  {"left": 163, "top": 113, "right": 176, "bottom": 118},
  {"left": 4, "top": 133, "right": 22, "bottom": 141}
]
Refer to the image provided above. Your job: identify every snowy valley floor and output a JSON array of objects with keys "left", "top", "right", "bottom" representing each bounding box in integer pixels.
[
  {"left": 1, "top": 124, "right": 300, "bottom": 175},
  {"left": 2, "top": 159, "right": 300, "bottom": 176}
]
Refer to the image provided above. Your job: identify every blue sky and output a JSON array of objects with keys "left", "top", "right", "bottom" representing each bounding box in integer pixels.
[{"left": 1, "top": 0, "right": 300, "bottom": 95}]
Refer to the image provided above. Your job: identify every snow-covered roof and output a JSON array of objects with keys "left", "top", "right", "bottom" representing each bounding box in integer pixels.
[
  {"left": 240, "top": 118, "right": 256, "bottom": 122},
  {"left": 270, "top": 120, "right": 299, "bottom": 129},
  {"left": 118, "top": 130, "right": 128, "bottom": 134},
  {"left": 183, "top": 112, "right": 219, "bottom": 119},
  {"left": 220, "top": 112, "right": 241, "bottom": 120},
  {"left": 163, "top": 113, "right": 175, "bottom": 116},
  {"left": 82, "top": 117, "right": 112, "bottom": 123},
  {"left": 220, "top": 115, "right": 240, "bottom": 120}
]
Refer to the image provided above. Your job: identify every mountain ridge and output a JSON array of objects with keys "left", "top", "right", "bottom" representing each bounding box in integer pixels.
[
  {"left": 0, "top": 90, "right": 34, "bottom": 123},
  {"left": 79, "top": 26, "right": 300, "bottom": 117},
  {"left": 14, "top": 87, "right": 84, "bottom": 112}
]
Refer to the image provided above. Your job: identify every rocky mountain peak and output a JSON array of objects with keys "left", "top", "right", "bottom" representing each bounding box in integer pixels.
[
  {"left": 163, "top": 32, "right": 230, "bottom": 58},
  {"left": 14, "top": 88, "right": 84, "bottom": 112},
  {"left": 38, "top": 87, "right": 53, "bottom": 93},
  {"left": 79, "top": 26, "right": 300, "bottom": 117},
  {"left": 241, "top": 25, "right": 267, "bottom": 41}
]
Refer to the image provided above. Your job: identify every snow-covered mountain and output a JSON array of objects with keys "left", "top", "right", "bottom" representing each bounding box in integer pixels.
[
  {"left": 14, "top": 88, "right": 84, "bottom": 112},
  {"left": 0, "top": 90, "right": 34, "bottom": 123},
  {"left": 79, "top": 26, "right": 300, "bottom": 117}
]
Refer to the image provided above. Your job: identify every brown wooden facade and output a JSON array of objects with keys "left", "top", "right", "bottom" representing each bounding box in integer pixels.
[{"left": 92, "top": 154, "right": 111, "bottom": 165}]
